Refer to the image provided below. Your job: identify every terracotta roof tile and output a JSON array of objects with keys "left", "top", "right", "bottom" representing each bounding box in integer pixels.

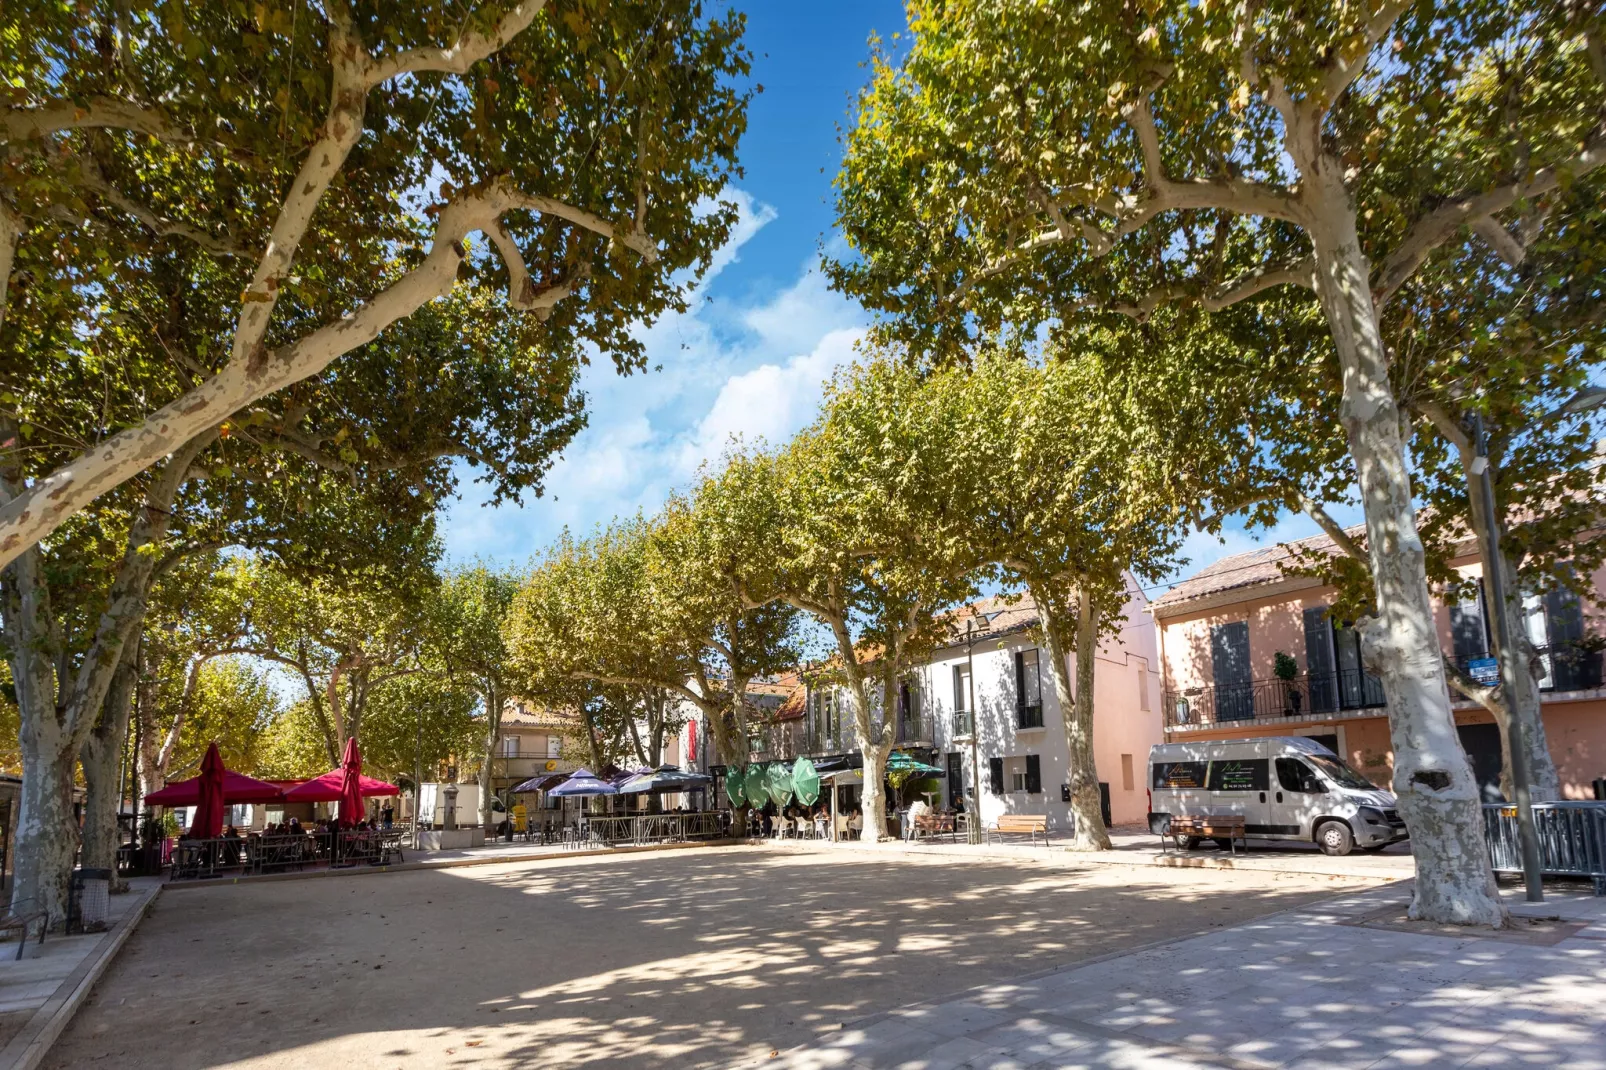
[{"left": 1150, "top": 524, "right": 1365, "bottom": 611}]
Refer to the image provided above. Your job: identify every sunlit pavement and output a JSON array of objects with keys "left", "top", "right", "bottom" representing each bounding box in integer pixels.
[
  {"left": 765, "top": 881, "right": 1606, "bottom": 1070},
  {"left": 43, "top": 845, "right": 1372, "bottom": 1069}
]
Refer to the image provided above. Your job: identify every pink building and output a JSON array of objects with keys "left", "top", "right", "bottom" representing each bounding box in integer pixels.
[{"left": 1152, "top": 530, "right": 1606, "bottom": 800}]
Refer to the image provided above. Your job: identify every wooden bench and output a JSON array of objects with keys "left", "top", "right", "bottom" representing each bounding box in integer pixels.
[
  {"left": 908, "top": 812, "right": 957, "bottom": 843},
  {"left": 988, "top": 813, "right": 1050, "bottom": 846},
  {"left": 0, "top": 904, "right": 48, "bottom": 960},
  {"left": 1164, "top": 814, "right": 1246, "bottom": 855}
]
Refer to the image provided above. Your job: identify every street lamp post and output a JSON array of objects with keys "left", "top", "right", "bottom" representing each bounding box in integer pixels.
[
  {"left": 962, "top": 615, "right": 995, "bottom": 845},
  {"left": 1468, "top": 411, "right": 1543, "bottom": 902}
]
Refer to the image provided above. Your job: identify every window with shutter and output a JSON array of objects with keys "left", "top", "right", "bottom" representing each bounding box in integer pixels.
[
  {"left": 1025, "top": 754, "right": 1042, "bottom": 794},
  {"left": 988, "top": 757, "right": 1004, "bottom": 795},
  {"left": 1015, "top": 649, "right": 1043, "bottom": 728}
]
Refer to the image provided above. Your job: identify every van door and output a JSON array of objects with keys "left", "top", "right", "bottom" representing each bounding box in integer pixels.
[
  {"left": 1274, "top": 756, "right": 1326, "bottom": 837},
  {"left": 1205, "top": 757, "right": 1270, "bottom": 833},
  {"left": 1151, "top": 759, "right": 1210, "bottom": 821}
]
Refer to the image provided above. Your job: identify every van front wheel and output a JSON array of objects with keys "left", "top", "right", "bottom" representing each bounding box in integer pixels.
[{"left": 1316, "top": 821, "right": 1354, "bottom": 857}]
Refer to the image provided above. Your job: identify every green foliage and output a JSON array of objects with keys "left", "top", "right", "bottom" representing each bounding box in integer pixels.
[
  {"left": 344, "top": 672, "right": 481, "bottom": 785},
  {"left": 829, "top": 1, "right": 1602, "bottom": 358},
  {"left": 166, "top": 658, "right": 283, "bottom": 779},
  {"left": 1274, "top": 651, "right": 1300, "bottom": 682}
]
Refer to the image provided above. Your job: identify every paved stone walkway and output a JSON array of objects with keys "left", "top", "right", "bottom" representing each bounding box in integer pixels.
[
  {"left": 763, "top": 882, "right": 1606, "bottom": 1070},
  {"left": 0, "top": 878, "right": 160, "bottom": 1069}
]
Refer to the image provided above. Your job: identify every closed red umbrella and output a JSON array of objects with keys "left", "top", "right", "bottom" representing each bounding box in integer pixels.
[
  {"left": 188, "top": 742, "right": 226, "bottom": 838},
  {"left": 337, "top": 737, "right": 366, "bottom": 826}
]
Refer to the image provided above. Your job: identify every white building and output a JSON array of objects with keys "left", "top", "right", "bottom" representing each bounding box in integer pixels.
[{"left": 801, "top": 581, "right": 1164, "bottom": 831}]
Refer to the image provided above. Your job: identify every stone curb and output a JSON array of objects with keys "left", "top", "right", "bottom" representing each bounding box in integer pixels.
[
  {"left": 0, "top": 884, "right": 160, "bottom": 1070},
  {"left": 158, "top": 836, "right": 752, "bottom": 890}
]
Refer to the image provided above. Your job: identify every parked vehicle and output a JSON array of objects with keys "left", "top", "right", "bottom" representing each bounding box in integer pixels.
[{"left": 1147, "top": 736, "right": 1407, "bottom": 856}]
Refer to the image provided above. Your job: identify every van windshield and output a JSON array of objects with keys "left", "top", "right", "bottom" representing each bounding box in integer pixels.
[{"left": 1306, "top": 754, "right": 1377, "bottom": 791}]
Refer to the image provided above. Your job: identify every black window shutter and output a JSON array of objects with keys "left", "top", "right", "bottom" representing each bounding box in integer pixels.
[
  {"left": 1014, "top": 652, "right": 1025, "bottom": 708},
  {"left": 1025, "top": 754, "right": 1042, "bottom": 794},
  {"left": 988, "top": 757, "right": 1004, "bottom": 795}
]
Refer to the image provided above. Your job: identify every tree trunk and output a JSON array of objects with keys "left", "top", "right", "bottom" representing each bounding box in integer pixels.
[
  {"left": 479, "top": 682, "right": 502, "bottom": 830},
  {"left": 79, "top": 634, "right": 139, "bottom": 893},
  {"left": 1461, "top": 457, "right": 1561, "bottom": 802},
  {"left": 848, "top": 670, "right": 891, "bottom": 843},
  {"left": 1041, "top": 582, "right": 1110, "bottom": 851},
  {"left": 1307, "top": 180, "right": 1506, "bottom": 927},
  {"left": 821, "top": 613, "right": 891, "bottom": 842}
]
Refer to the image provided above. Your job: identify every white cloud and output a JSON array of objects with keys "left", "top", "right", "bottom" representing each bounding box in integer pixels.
[
  {"left": 440, "top": 192, "right": 869, "bottom": 565},
  {"left": 674, "top": 327, "right": 861, "bottom": 477}
]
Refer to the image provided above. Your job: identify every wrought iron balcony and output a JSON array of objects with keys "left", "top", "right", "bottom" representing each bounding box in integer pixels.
[
  {"left": 1016, "top": 703, "right": 1044, "bottom": 730},
  {"left": 951, "top": 710, "right": 974, "bottom": 738},
  {"left": 1164, "top": 668, "right": 1385, "bottom": 729}
]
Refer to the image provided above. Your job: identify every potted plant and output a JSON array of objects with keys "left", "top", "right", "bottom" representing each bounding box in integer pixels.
[{"left": 1274, "top": 652, "right": 1302, "bottom": 715}]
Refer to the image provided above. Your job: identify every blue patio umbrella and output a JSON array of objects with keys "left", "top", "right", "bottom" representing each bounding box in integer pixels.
[
  {"left": 547, "top": 768, "right": 618, "bottom": 797},
  {"left": 617, "top": 766, "right": 714, "bottom": 794}
]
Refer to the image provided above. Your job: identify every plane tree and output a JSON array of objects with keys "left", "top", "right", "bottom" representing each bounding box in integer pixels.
[
  {"left": 1, "top": 268, "right": 581, "bottom": 922},
  {"left": 829, "top": 0, "right": 1605, "bottom": 926},
  {"left": 704, "top": 370, "right": 982, "bottom": 842},
  {"left": 0, "top": 0, "right": 753, "bottom": 567}
]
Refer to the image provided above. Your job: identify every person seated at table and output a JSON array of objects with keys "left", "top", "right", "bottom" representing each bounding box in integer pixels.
[
  {"left": 848, "top": 808, "right": 864, "bottom": 839},
  {"left": 287, "top": 816, "right": 302, "bottom": 834}
]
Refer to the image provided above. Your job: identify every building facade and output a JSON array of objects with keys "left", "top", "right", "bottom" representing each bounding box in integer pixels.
[
  {"left": 1152, "top": 529, "right": 1606, "bottom": 800},
  {"left": 798, "top": 581, "right": 1165, "bottom": 831}
]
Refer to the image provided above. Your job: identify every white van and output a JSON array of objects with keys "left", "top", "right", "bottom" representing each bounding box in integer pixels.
[{"left": 1147, "top": 737, "right": 1407, "bottom": 856}]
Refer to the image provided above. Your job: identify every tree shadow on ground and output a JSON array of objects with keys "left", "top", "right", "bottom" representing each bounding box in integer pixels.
[{"left": 44, "top": 847, "right": 1375, "bottom": 1069}]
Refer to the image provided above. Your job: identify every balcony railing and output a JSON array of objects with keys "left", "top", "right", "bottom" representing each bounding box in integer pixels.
[
  {"left": 1447, "top": 641, "right": 1604, "bottom": 694},
  {"left": 1164, "top": 668, "right": 1385, "bottom": 728},
  {"left": 1016, "top": 703, "right": 1044, "bottom": 730},
  {"left": 1166, "top": 641, "right": 1606, "bottom": 729},
  {"left": 951, "top": 710, "right": 973, "bottom": 738}
]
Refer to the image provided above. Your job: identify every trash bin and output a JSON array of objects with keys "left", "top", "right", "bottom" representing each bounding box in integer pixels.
[{"left": 67, "top": 868, "right": 112, "bottom": 933}]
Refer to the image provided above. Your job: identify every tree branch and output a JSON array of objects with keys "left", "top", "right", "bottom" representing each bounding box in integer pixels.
[
  {"left": 1373, "top": 131, "right": 1606, "bottom": 306},
  {"left": 77, "top": 158, "right": 251, "bottom": 257},
  {"left": 1, "top": 96, "right": 188, "bottom": 144},
  {"left": 363, "top": 2, "right": 548, "bottom": 86},
  {"left": 1315, "top": 0, "right": 1413, "bottom": 107},
  {"left": 1417, "top": 399, "right": 1473, "bottom": 455},
  {"left": 1444, "top": 656, "right": 1505, "bottom": 718},
  {"left": 0, "top": 176, "right": 653, "bottom": 570},
  {"left": 1079, "top": 256, "right": 1315, "bottom": 323},
  {"left": 1294, "top": 494, "right": 1367, "bottom": 564}
]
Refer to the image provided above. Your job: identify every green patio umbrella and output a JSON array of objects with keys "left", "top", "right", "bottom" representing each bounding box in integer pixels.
[
  {"left": 792, "top": 756, "right": 820, "bottom": 806},
  {"left": 765, "top": 762, "right": 794, "bottom": 807},
  {"left": 744, "top": 762, "right": 769, "bottom": 807},
  {"left": 725, "top": 764, "right": 747, "bottom": 807},
  {"left": 885, "top": 751, "right": 944, "bottom": 775}
]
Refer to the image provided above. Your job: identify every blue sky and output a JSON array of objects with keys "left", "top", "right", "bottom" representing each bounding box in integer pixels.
[{"left": 439, "top": 2, "right": 1361, "bottom": 597}]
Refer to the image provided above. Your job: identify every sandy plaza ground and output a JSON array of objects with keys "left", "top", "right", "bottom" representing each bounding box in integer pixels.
[{"left": 41, "top": 844, "right": 1375, "bottom": 1069}]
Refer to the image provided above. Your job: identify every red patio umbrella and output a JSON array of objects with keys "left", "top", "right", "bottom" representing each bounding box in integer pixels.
[
  {"left": 280, "top": 771, "right": 400, "bottom": 802},
  {"left": 337, "top": 737, "right": 365, "bottom": 825},
  {"left": 187, "top": 742, "right": 226, "bottom": 838},
  {"left": 144, "top": 769, "right": 287, "bottom": 806}
]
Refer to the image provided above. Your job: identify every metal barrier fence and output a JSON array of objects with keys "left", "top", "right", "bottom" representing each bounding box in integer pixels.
[
  {"left": 1482, "top": 801, "right": 1606, "bottom": 894},
  {"left": 569, "top": 811, "right": 731, "bottom": 849}
]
